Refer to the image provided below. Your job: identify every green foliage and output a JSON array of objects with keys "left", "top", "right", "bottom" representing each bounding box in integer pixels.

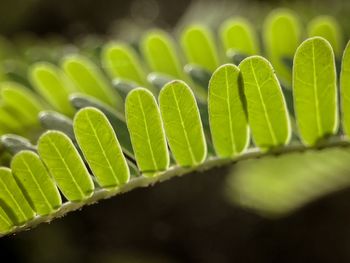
[
  {"left": 208, "top": 64, "right": 248, "bottom": 157},
  {"left": 125, "top": 88, "right": 169, "bottom": 175},
  {"left": 11, "top": 151, "right": 62, "bottom": 215},
  {"left": 102, "top": 42, "right": 148, "bottom": 88},
  {"left": 181, "top": 25, "right": 219, "bottom": 72},
  {"left": 263, "top": 9, "right": 301, "bottom": 85},
  {"left": 62, "top": 55, "right": 123, "bottom": 109},
  {"left": 159, "top": 80, "right": 207, "bottom": 166},
  {"left": 0, "top": 168, "right": 34, "bottom": 225},
  {"left": 293, "top": 37, "right": 338, "bottom": 145},
  {"left": 29, "top": 62, "right": 76, "bottom": 116},
  {"left": 341, "top": 41, "right": 350, "bottom": 137},
  {"left": 142, "top": 30, "right": 184, "bottom": 81},
  {"left": 0, "top": 9, "right": 349, "bottom": 236},
  {"left": 38, "top": 131, "right": 94, "bottom": 201},
  {"left": 0, "top": 82, "right": 44, "bottom": 127},
  {"left": 220, "top": 17, "right": 260, "bottom": 56},
  {"left": 308, "top": 16, "right": 343, "bottom": 57},
  {"left": 74, "top": 107, "right": 129, "bottom": 187},
  {"left": 239, "top": 56, "right": 291, "bottom": 148}
]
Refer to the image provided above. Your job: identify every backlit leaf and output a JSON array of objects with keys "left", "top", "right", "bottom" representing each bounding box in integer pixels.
[
  {"left": 159, "top": 80, "right": 206, "bottom": 166},
  {"left": 293, "top": 37, "right": 338, "bottom": 145},
  {"left": 142, "top": 30, "right": 185, "bottom": 79},
  {"left": 38, "top": 131, "right": 94, "bottom": 201},
  {"left": 208, "top": 64, "right": 249, "bottom": 157},
  {"left": 220, "top": 17, "right": 260, "bottom": 56},
  {"left": 62, "top": 55, "right": 123, "bottom": 109},
  {"left": 263, "top": 9, "right": 301, "bottom": 85},
  {"left": 29, "top": 62, "right": 76, "bottom": 116},
  {"left": 74, "top": 107, "right": 130, "bottom": 187},
  {"left": 102, "top": 42, "right": 148, "bottom": 87},
  {"left": 308, "top": 16, "right": 343, "bottom": 57},
  {"left": 341, "top": 41, "right": 350, "bottom": 137},
  {"left": 125, "top": 88, "right": 169, "bottom": 174},
  {"left": 181, "top": 25, "right": 220, "bottom": 72},
  {"left": 11, "top": 151, "right": 62, "bottom": 215},
  {"left": 239, "top": 56, "right": 291, "bottom": 148},
  {"left": 0, "top": 167, "right": 34, "bottom": 225}
]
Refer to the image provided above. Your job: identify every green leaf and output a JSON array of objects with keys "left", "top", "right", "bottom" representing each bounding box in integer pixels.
[
  {"left": 0, "top": 134, "right": 36, "bottom": 155},
  {"left": 39, "top": 111, "right": 75, "bottom": 141},
  {"left": 0, "top": 106, "right": 23, "bottom": 133},
  {"left": 11, "top": 151, "right": 62, "bottom": 215},
  {"left": 159, "top": 80, "right": 206, "bottom": 166},
  {"left": 70, "top": 93, "right": 133, "bottom": 157},
  {"left": 341, "top": 41, "right": 350, "bottom": 137},
  {"left": 220, "top": 17, "right": 260, "bottom": 55},
  {"left": 38, "top": 131, "right": 94, "bottom": 201},
  {"left": 102, "top": 42, "right": 148, "bottom": 87},
  {"left": 62, "top": 55, "right": 123, "bottom": 110},
  {"left": 263, "top": 9, "right": 301, "bottom": 85},
  {"left": 0, "top": 167, "right": 34, "bottom": 225},
  {"left": 181, "top": 25, "right": 220, "bottom": 72},
  {"left": 125, "top": 88, "right": 169, "bottom": 174},
  {"left": 142, "top": 30, "right": 185, "bottom": 79},
  {"left": 74, "top": 107, "right": 130, "bottom": 187},
  {"left": 308, "top": 16, "right": 343, "bottom": 57},
  {"left": 293, "top": 37, "right": 338, "bottom": 145},
  {"left": 208, "top": 64, "right": 249, "bottom": 157},
  {"left": 239, "top": 56, "right": 291, "bottom": 148},
  {"left": 0, "top": 82, "right": 44, "bottom": 127},
  {"left": 0, "top": 205, "right": 13, "bottom": 234},
  {"left": 29, "top": 62, "right": 76, "bottom": 116}
]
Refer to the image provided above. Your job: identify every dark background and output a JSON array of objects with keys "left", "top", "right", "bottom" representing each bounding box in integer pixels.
[{"left": 1, "top": 0, "right": 350, "bottom": 262}]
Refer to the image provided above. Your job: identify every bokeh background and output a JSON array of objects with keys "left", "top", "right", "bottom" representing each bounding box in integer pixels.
[{"left": 1, "top": 0, "right": 350, "bottom": 262}]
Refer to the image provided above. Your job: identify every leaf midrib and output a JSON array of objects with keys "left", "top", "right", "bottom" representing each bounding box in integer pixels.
[
  {"left": 136, "top": 92, "right": 159, "bottom": 171},
  {"left": 224, "top": 67, "right": 237, "bottom": 154},
  {"left": 46, "top": 137, "right": 85, "bottom": 198},
  {"left": 19, "top": 157, "right": 53, "bottom": 211},
  {"left": 85, "top": 113, "right": 120, "bottom": 184},
  {"left": 171, "top": 87, "right": 197, "bottom": 164},
  {"left": 250, "top": 59, "right": 278, "bottom": 145}
]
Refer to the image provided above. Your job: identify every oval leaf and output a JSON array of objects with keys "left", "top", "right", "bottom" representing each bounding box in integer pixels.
[
  {"left": 29, "top": 62, "right": 76, "bottom": 116},
  {"left": 220, "top": 17, "right": 260, "bottom": 55},
  {"left": 159, "top": 80, "right": 207, "bottom": 166},
  {"left": 11, "top": 151, "right": 62, "bottom": 215},
  {"left": 308, "top": 16, "right": 343, "bottom": 57},
  {"left": 38, "top": 131, "right": 94, "bottom": 201},
  {"left": 239, "top": 56, "right": 291, "bottom": 148},
  {"left": 0, "top": 82, "right": 44, "bottom": 127},
  {"left": 74, "top": 107, "right": 130, "bottom": 187},
  {"left": 181, "top": 25, "right": 219, "bottom": 72},
  {"left": 0, "top": 167, "right": 34, "bottom": 225},
  {"left": 263, "top": 9, "right": 301, "bottom": 85},
  {"left": 293, "top": 37, "right": 338, "bottom": 145},
  {"left": 102, "top": 42, "right": 148, "bottom": 87},
  {"left": 208, "top": 64, "right": 249, "bottom": 157},
  {"left": 125, "top": 88, "right": 169, "bottom": 174},
  {"left": 62, "top": 55, "right": 123, "bottom": 109},
  {"left": 142, "top": 30, "right": 185, "bottom": 80}
]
